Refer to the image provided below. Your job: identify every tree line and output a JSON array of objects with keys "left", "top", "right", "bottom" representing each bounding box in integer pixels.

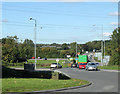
[{"left": 1, "top": 28, "right": 120, "bottom": 65}]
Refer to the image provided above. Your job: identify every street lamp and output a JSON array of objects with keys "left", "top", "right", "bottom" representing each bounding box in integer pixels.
[{"left": 30, "top": 17, "right": 37, "bottom": 69}]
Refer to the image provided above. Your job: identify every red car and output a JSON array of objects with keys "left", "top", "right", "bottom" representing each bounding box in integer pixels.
[
  {"left": 79, "top": 63, "right": 87, "bottom": 69},
  {"left": 32, "top": 57, "right": 35, "bottom": 59}
]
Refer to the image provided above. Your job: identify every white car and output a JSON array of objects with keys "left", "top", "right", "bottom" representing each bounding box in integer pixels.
[
  {"left": 85, "top": 62, "right": 98, "bottom": 71},
  {"left": 50, "top": 63, "right": 62, "bottom": 69}
]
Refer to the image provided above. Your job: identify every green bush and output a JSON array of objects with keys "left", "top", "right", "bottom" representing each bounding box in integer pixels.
[
  {"left": 2, "top": 61, "right": 24, "bottom": 67},
  {"left": 2, "top": 66, "right": 71, "bottom": 80}
]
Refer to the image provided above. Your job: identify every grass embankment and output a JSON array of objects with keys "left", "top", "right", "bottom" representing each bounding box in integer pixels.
[
  {"left": 94, "top": 57, "right": 119, "bottom": 70},
  {"left": 9, "top": 60, "right": 71, "bottom": 68},
  {"left": 94, "top": 57, "right": 101, "bottom": 62},
  {"left": 98, "top": 65, "right": 119, "bottom": 70},
  {"left": 2, "top": 78, "right": 89, "bottom": 92}
]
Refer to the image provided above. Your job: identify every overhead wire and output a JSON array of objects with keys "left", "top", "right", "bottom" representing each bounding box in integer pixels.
[
  {"left": 2, "top": 23, "right": 115, "bottom": 31},
  {"left": 1, "top": 20, "right": 116, "bottom": 29},
  {"left": 3, "top": 3, "right": 117, "bottom": 14},
  {"left": 2, "top": 6, "right": 114, "bottom": 18}
]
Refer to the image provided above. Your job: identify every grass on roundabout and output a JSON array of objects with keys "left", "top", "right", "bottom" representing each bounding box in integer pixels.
[{"left": 2, "top": 78, "right": 89, "bottom": 92}]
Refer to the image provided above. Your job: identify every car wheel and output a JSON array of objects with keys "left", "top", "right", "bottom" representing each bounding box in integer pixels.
[{"left": 50, "top": 68, "right": 53, "bottom": 70}]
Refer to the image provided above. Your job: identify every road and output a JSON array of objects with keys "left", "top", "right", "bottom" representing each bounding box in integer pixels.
[{"left": 57, "top": 68, "right": 118, "bottom": 92}]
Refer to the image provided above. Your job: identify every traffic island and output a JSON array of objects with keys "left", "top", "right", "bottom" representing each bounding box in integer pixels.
[{"left": 2, "top": 66, "right": 91, "bottom": 93}]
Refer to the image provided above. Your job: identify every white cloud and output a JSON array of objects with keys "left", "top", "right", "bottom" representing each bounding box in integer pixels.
[
  {"left": 103, "top": 32, "right": 112, "bottom": 37},
  {"left": 109, "top": 12, "right": 120, "bottom": 16},
  {"left": 110, "top": 22, "right": 119, "bottom": 25}
]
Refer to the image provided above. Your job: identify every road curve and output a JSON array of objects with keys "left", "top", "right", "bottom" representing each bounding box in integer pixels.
[{"left": 57, "top": 68, "right": 118, "bottom": 92}]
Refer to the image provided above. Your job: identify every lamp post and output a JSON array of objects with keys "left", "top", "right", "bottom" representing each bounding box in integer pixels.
[{"left": 30, "top": 17, "right": 37, "bottom": 69}]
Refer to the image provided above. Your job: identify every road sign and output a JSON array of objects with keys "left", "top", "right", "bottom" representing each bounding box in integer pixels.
[
  {"left": 70, "top": 58, "right": 73, "bottom": 61},
  {"left": 56, "top": 59, "right": 59, "bottom": 63},
  {"left": 75, "top": 58, "right": 78, "bottom": 60},
  {"left": 56, "top": 59, "right": 59, "bottom": 68}
]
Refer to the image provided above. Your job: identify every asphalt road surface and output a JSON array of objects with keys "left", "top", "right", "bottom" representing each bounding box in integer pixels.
[{"left": 57, "top": 68, "right": 118, "bottom": 92}]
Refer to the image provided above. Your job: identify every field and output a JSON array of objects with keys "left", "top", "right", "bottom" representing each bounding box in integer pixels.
[
  {"left": 9, "top": 59, "right": 72, "bottom": 68},
  {"left": 2, "top": 78, "right": 89, "bottom": 92}
]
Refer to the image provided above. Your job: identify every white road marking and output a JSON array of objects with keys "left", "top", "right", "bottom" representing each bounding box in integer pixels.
[
  {"left": 103, "top": 85, "right": 115, "bottom": 90},
  {"left": 71, "top": 68, "right": 101, "bottom": 72}
]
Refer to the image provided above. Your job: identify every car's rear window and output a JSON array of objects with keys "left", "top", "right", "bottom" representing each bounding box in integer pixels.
[
  {"left": 89, "top": 63, "right": 95, "bottom": 65},
  {"left": 80, "top": 63, "right": 87, "bottom": 65}
]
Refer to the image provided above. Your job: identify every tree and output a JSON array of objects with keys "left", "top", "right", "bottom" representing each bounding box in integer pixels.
[
  {"left": 70, "top": 42, "right": 76, "bottom": 51},
  {"left": 2, "top": 36, "right": 19, "bottom": 63},
  {"left": 23, "top": 39, "right": 34, "bottom": 59},
  {"left": 2, "top": 36, "right": 34, "bottom": 63},
  {"left": 60, "top": 50, "right": 70, "bottom": 58},
  {"left": 109, "top": 28, "right": 120, "bottom": 65},
  {"left": 62, "top": 43, "right": 69, "bottom": 50}
]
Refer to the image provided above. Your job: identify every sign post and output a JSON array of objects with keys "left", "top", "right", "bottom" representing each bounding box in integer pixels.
[
  {"left": 56, "top": 59, "right": 59, "bottom": 68},
  {"left": 67, "top": 55, "right": 71, "bottom": 58}
]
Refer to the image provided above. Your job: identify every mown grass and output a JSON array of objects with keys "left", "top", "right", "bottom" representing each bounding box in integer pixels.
[
  {"left": 98, "top": 65, "right": 119, "bottom": 70},
  {"left": 2, "top": 78, "right": 89, "bottom": 92},
  {"left": 9, "top": 60, "right": 72, "bottom": 68}
]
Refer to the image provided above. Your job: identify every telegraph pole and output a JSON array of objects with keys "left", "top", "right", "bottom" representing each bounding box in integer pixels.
[
  {"left": 76, "top": 42, "right": 78, "bottom": 64},
  {"left": 101, "top": 24, "right": 103, "bottom": 66}
]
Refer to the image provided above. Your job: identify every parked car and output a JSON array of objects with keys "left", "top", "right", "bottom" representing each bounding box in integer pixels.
[
  {"left": 95, "top": 63, "right": 99, "bottom": 66},
  {"left": 71, "top": 63, "right": 77, "bottom": 68},
  {"left": 85, "top": 62, "right": 98, "bottom": 71},
  {"left": 38, "top": 57, "right": 42, "bottom": 59},
  {"left": 32, "top": 57, "right": 35, "bottom": 59},
  {"left": 79, "top": 63, "right": 87, "bottom": 69},
  {"left": 43, "top": 57, "right": 47, "bottom": 60},
  {"left": 50, "top": 63, "right": 62, "bottom": 69}
]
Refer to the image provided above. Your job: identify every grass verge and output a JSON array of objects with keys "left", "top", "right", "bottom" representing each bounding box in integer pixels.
[
  {"left": 98, "top": 65, "right": 119, "bottom": 70},
  {"left": 8, "top": 60, "right": 72, "bottom": 68},
  {"left": 2, "top": 78, "right": 89, "bottom": 92}
]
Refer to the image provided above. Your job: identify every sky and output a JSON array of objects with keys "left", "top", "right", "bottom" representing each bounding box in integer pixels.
[{"left": 1, "top": 2, "right": 118, "bottom": 44}]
